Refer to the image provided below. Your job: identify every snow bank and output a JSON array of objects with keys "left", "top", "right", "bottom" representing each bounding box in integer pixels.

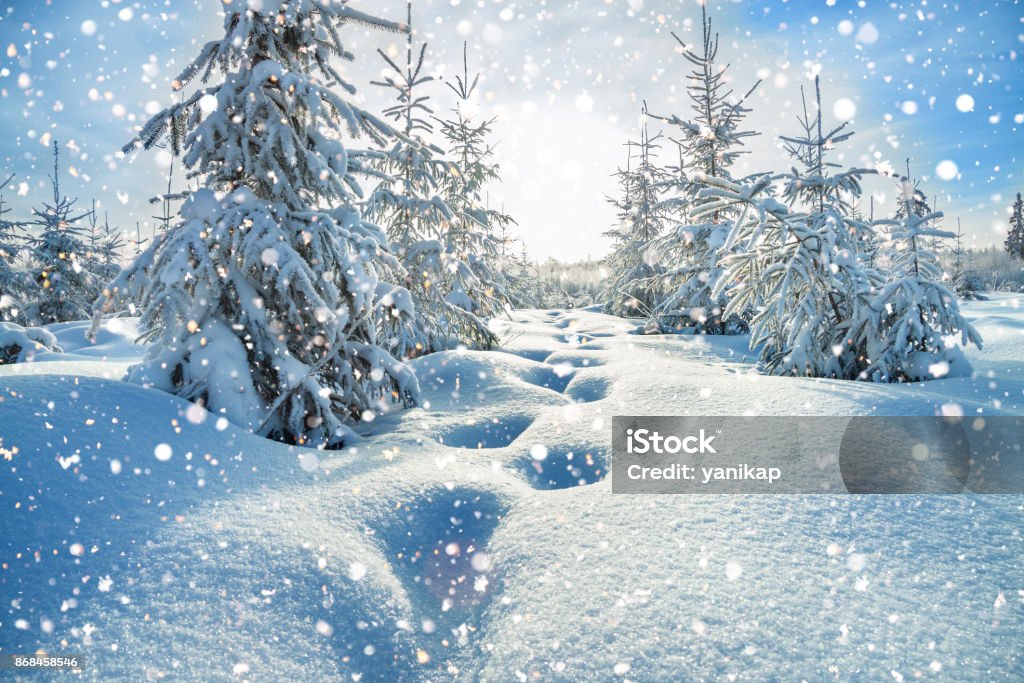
[
  {"left": 0, "top": 322, "right": 62, "bottom": 364},
  {"left": 1, "top": 299, "right": 1021, "bottom": 680}
]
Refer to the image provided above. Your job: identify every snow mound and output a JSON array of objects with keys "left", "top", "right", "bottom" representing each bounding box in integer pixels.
[
  {"left": 1, "top": 297, "right": 1021, "bottom": 679},
  {"left": 0, "top": 322, "right": 62, "bottom": 364}
]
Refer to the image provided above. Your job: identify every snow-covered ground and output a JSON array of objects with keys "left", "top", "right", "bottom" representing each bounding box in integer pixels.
[{"left": 1, "top": 295, "right": 1022, "bottom": 681}]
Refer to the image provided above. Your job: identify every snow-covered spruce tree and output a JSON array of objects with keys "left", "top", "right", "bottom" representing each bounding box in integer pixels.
[
  {"left": 853, "top": 172, "right": 982, "bottom": 381},
  {"left": 601, "top": 111, "right": 670, "bottom": 317},
  {"left": 713, "top": 77, "right": 881, "bottom": 378},
  {"left": 84, "top": 203, "right": 124, "bottom": 303},
  {"left": 602, "top": 157, "right": 639, "bottom": 312},
  {"left": 367, "top": 5, "right": 494, "bottom": 356},
  {"left": 950, "top": 219, "right": 981, "bottom": 300},
  {"left": 25, "top": 142, "right": 97, "bottom": 324},
  {"left": 99, "top": 215, "right": 125, "bottom": 274},
  {"left": 1006, "top": 192, "right": 1024, "bottom": 261},
  {"left": 855, "top": 195, "right": 887, "bottom": 270},
  {"left": 893, "top": 169, "right": 932, "bottom": 222},
  {"left": 649, "top": 5, "right": 760, "bottom": 333},
  {"left": 0, "top": 174, "right": 29, "bottom": 322},
  {"left": 434, "top": 42, "right": 514, "bottom": 320},
  {"left": 771, "top": 77, "right": 882, "bottom": 377},
  {"left": 94, "top": 0, "right": 418, "bottom": 447},
  {"left": 657, "top": 139, "right": 691, "bottom": 232},
  {"left": 694, "top": 176, "right": 822, "bottom": 374},
  {"left": 892, "top": 159, "right": 949, "bottom": 260},
  {"left": 496, "top": 218, "right": 535, "bottom": 308}
]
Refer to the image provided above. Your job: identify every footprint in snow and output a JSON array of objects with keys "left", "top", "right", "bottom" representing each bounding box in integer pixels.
[
  {"left": 373, "top": 488, "right": 507, "bottom": 651},
  {"left": 431, "top": 414, "right": 533, "bottom": 449},
  {"left": 521, "top": 362, "right": 575, "bottom": 393},
  {"left": 514, "top": 447, "right": 608, "bottom": 490},
  {"left": 565, "top": 375, "right": 611, "bottom": 403}
]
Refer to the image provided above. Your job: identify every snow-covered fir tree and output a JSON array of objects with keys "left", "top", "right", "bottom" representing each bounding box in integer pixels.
[
  {"left": 950, "top": 218, "right": 981, "bottom": 300},
  {"left": 892, "top": 159, "right": 948, "bottom": 260},
  {"left": 1006, "top": 192, "right": 1024, "bottom": 261},
  {"left": 771, "top": 76, "right": 884, "bottom": 377},
  {"left": 434, "top": 42, "right": 513, "bottom": 319},
  {"left": 84, "top": 202, "right": 124, "bottom": 303},
  {"left": 99, "top": 215, "right": 125, "bottom": 274},
  {"left": 25, "top": 142, "right": 97, "bottom": 324},
  {"left": 717, "top": 115, "right": 982, "bottom": 382},
  {"left": 855, "top": 195, "right": 885, "bottom": 270},
  {"left": 368, "top": 3, "right": 494, "bottom": 356},
  {"left": 0, "top": 174, "right": 29, "bottom": 322},
  {"left": 894, "top": 171, "right": 932, "bottom": 221},
  {"left": 852, "top": 173, "right": 982, "bottom": 381},
  {"left": 601, "top": 109, "right": 669, "bottom": 317},
  {"left": 713, "top": 77, "right": 880, "bottom": 378},
  {"left": 150, "top": 144, "right": 187, "bottom": 236},
  {"left": 657, "top": 139, "right": 692, "bottom": 232},
  {"left": 649, "top": 6, "right": 760, "bottom": 333},
  {"left": 705, "top": 173, "right": 867, "bottom": 377},
  {"left": 496, "top": 217, "right": 535, "bottom": 308},
  {"left": 93, "top": 0, "right": 418, "bottom": 448}
]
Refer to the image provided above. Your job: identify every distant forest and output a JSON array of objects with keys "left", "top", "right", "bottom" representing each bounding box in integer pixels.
[{"left": 530, "top": 248, "right": 1024, "bottom": 310}]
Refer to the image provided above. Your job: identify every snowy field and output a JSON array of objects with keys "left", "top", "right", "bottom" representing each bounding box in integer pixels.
[{"left": 1, "top": 295, "right": 1022, "bottom": 681}]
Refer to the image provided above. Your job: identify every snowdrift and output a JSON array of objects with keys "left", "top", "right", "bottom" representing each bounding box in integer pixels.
[{"left": 1, "top": 297, "right": 1022, "bottom": 680}]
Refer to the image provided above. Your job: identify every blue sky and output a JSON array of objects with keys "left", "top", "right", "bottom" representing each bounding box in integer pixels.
[{"left": 0, "top": 0, "right": 1021, "bottom": 261}]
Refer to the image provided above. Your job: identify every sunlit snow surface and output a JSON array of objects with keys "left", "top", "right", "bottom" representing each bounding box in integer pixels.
[{"left": 1, "top": 297, "right": 1022, "bottom": 680}]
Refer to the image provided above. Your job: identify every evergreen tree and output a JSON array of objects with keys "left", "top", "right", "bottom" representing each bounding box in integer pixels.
[
  {"left": 1006, "top": 192, "right": 1024, "bottom": 261},
  {"left": 714, "top": 77, "right": 880, "bottom": 378},
  {"left": 496, "top": 218, "right": 534, "bottom": 308},
  {"left": 893, "top": 159, "right": 947, "bottom": 260},
  {"left": 601, "top": 110, "right": 670, "bottom": 317},
  {"left": 851, "top": 174, "right": 982, "bottom": 381},
  {"left": 434, "top": 42, "right": 513, "bottom": 322},
  {"left": 368, "top": 4, "right": 493, "bottom": 356},
  {"left": 717, "top": 140, "right": 982, "bottom": 382},
  {"left": 894, "top": 171, "right": 932, "bottom": 221},
  {"left": 951, "top": 218, "right": 982, "bottom": 300},
  {"left": 94, "top": 0, "right": 418, "bottom": 448},
  {"left": 650, "top": 6, "right": 760, "bottom": 333},
  {"left": 656, "top": 139, "right": 691, "bottom": 235},
  {"left": 774, "top": 76, "right": 883, "bottom": 376},
  {"left": 857, "top": 195, "right": 885, "bottom": 270},
  {"left": 151, "top": 139, "right": 181, "bottom": 237},
  {"left": 84, "top": 202, "right": 124, "bottom": 302},
  {"left": 705, "top": 174, "right": 815, "bottom": 363},
  {"left": 99, "top": 214, "right": 125, "bottom": 274},
  {"left": 520, "top": 244, "right": 545, "bottom": 307},
  {"left": 0, "top": 174, "right": 29, "bottom": 322},
  {"left": 26, "top": 142, "right": 97, "bottom": 324}
]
